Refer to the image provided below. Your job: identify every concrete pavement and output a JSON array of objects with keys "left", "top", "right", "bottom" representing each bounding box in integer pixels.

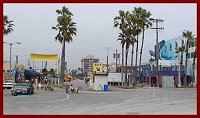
[{"left": 3, "top": 79, "right": 197, "bottom": 115}]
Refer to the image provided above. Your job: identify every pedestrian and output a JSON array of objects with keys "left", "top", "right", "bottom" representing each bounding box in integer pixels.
[
  {"left": 69, "top": 84, "right": 73, "bottom": 91},
  {"left": 85, "top": 77, "right": 90, "bottom": 84},
  {"left": 44, "top": 77, "right": 48, "bottom": 84},
  {"left": 65, "top": 81, "right": 70, "bottom": 100}
]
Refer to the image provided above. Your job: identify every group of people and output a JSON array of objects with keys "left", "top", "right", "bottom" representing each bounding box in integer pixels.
[{"left": 36, "top": 76, "right": 54, "bottom": 91}]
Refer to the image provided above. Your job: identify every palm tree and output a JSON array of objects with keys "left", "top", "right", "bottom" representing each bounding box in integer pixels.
[
  {"left": 52, "top": 6, "right": 77, "bottom": 84},
  {"left": 137, "top": 8, "right": 152, "bottom": 84},
  {"left": 114, "top": 10, "right": 127, "bottom": 86},
  {"left": 182, "top": 30, "right": 194, "bottom": 86},
  {"left": 3, "top": 15, "right": 14, "bottom": 35},
  {"left": 127, "top": 12, "right": 138, "bottom": 72},
  {"left": 118, "top": 33, "right": 126, "bottom": 86},
  {"left": 132, "top": 7, "right": 142, "bottom": 76},
  {"left": 49, "top": 68, "right": 56, "bottom": 77},
  {"left": 114, "top": 10, "right": 137, "bottom": 85},
  {"left": 124, "top": 35, "right": 133, "bottom": 86},
  {"left": 176, "top": 45, "right": 185, "bottom": 86},
  {"left": 176, "top": 45, "right": 185, "bottom": 68}
]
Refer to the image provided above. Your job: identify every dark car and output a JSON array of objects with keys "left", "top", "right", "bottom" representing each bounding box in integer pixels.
[{"left": 11, "top": 82, "right": 34, "bottom": 96}]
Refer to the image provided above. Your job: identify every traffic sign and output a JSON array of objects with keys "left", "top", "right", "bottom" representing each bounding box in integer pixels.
[{"left": 93, "top": 63, "right": 103, "bottom": 73}]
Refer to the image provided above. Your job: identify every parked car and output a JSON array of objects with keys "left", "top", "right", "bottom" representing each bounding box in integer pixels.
[
  {"left": 11, "top": 82, "right": 34, "bottom": 96},
  {"left": 3, "top": 80, "right": 14, "bottom": 89}
]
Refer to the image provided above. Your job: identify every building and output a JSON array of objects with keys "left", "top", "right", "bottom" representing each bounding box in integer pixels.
[
  {"left": 142, "top": 36, "right": 197, "bottom": 87},
  {"left": 3, "top": 60, "right": 11, "bottom": 72},
  {"left": 81, "top": 55, "right": 99, "bottom": 76},
  {"left": 3, "top": 60, "right": 13, "bottom": 81},
  {"left": 3, "top": 60, "right": 26, "bottom": 81}
]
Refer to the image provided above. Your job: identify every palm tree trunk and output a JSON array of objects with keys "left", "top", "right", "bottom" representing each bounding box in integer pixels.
[
  {"left": 60, "top": 41, "right": 66, "bottom": 84},
  {"left": 130, "top": 43, "right": 134, "bottom": 85},
  {"left": 138, "top": 28, "right": 145, "bottom": 84},
  {"left": 184, "top": 40, "right": 189, "bottom": 86},
  {"left": 125, "top": 44, "right": 129, "bottom": 86},
  {"left": 135, "top": 34, "right": 139, "bottom": 68},
  {"left": 131, "top": 43, "right": 135, "bottom": 71},
  {"left": 192, "top": 48, "right": 196, "bottom": 83},
  {"left": 135, "top": 34, "right": 139, "bottom": 84},
  {"left": 121, "top": 45, "right": 124, "bottom": 86},
  {"left": 180, "top": 52, "right": 183, "bottom": 86}
]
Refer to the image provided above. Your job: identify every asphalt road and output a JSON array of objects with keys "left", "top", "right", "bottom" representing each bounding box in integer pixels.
[{"left": 3, "top": 79, "right": 197, "bottom": 115}]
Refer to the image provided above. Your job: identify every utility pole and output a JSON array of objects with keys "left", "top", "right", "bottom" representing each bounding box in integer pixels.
[
  {"left": 33, "top": 61, "right": 35, "bottom": 68},
  {"left": 150, "top": 18, "right": 164, "bottom": 87},
  {"left": 3, "top": 42, "right": 21, "bottom": 80},
  {"left": 16, "top": 55, "right": 18, "bottom": 64},
  {"left": 105, "top": 47, "right": 111, "bottom": 73},
  {"left": 27, "top": 58, "right": 31, "bottom": 67},
  {"left": 14, "top": 55, "right": 20, "bottom": 65}
]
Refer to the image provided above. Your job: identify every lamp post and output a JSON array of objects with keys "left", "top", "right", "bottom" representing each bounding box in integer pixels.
[
  {"left": 113, "top": 49, "right": 120, "bottom": 72},
  {"left": 3, "top": 42, "right": 21, "bottom": 80},
  {"left": 150, "top": 18, "right": 164, "bottom": 87}
]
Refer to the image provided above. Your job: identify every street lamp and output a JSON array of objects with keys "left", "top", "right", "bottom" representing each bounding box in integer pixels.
[
  {"left": 113, "top": 49, "right": 120, "bottom": 72},
  {"left": 3, "top": 42, "right": 21, "bottom": 80},
  {"left": 150, "top": 18, "right": 164, "bottom": 87}
]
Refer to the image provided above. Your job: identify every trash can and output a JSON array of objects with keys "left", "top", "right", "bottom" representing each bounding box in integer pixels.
[{"left": 104, "top": 84, "right": 108, "bottom": 92}]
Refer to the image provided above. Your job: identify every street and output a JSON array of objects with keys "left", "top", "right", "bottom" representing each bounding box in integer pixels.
[{"left": 3, "top": 79, "right": 197, "bottom": 115}]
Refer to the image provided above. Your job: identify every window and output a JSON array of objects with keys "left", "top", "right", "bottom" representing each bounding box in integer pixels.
[
  {"left": 187, "top": 53, "right": 190, "bottom": 58},
  {"left": 191, "top": 52, "right": 196, "bottom": 58},
  {"left": 170, "top": 44, "right": 172, "bottom": 51},
  {"left": 175, "top": 42, "right": 178, "bottom": 48}
]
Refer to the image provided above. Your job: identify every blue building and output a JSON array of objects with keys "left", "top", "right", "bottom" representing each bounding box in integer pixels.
[{"left": 142, "top": 36, "right": 196, "bottom": 87}]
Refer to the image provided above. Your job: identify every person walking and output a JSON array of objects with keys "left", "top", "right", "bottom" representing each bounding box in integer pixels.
[
  {"left": 65, "top": 81, "right": 70, "bottom": 100},
  {"left": 64, "top": 74, "right": 73, "bottom": 100}
]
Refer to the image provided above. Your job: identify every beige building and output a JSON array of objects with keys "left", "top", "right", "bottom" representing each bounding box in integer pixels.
[
  {"left": 81, "top": 55, "right": 99, "bottom": 75},
  {"left": 3, "top": 60, "right": 25, "bottom": 81},
  {"left": 3, "top": 60, "right": 13, "bottom": 81}
]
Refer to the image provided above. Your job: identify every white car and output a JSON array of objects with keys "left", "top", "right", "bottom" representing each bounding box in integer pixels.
[{"left": 3, "top": 80, "right": 14, "bottom": 89}]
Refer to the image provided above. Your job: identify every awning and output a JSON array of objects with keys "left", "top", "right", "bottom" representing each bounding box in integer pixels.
[
  {"left": 30, "top": 53, "right": 59, "bottom": 62},
  {"left": 11, "top": 69, "right": 24, "bottom": 74},
  {"left": 24, "top": 69, "right": 41, "bottom": 76}
]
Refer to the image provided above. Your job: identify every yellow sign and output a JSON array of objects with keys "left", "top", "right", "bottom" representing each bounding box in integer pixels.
[
  {"left": 30, "top": 53, "right": 58, "bottom": 62},
  {"left": 93, "top": 63, "right": 103, "bottom": 73}
]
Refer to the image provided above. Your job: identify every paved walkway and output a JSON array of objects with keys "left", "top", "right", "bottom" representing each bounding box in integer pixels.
[{"left": 3, "top": 79, "right": 196, "bottom": 115}]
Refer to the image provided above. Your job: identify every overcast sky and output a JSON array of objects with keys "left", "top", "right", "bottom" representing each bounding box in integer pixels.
[{"left": 3, "top": 3, "right": 197, "bottom": 70}]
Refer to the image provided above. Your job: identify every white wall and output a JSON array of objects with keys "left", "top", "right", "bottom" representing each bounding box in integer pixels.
[
  {"left": 158, "top": 60, "right": 177, "bottom": 66},
  {"left": 107, "top": 73, "right": 127, "bottom": 82},
  {"left": 162, "top": 76, "right": 174, "bottom": 88},
  {"left": 93, "top": 75, "right": 108, "bottom": 91}
]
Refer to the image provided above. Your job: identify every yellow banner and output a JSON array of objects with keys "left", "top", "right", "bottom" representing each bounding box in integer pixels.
[{"left": 30, "top": 53, "right": 58, "bottom": 62}]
